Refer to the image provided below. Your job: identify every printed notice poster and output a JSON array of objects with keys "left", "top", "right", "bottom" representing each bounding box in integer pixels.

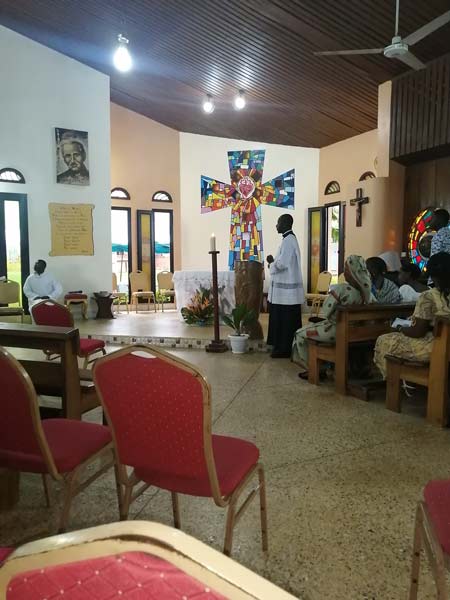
[{"left": 48, "top": 203, "right": 94, "bottom": 256}]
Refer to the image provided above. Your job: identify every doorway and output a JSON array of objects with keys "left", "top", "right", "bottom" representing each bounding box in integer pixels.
[
  {"left": 0, "top": 192, "right": 30, "bottom": 311},
  {"left": 111, "top": 207, "right": 131, "bottom": 298},
  {"left": 137, "top": 209, "right": 174, "bottom": 292}
]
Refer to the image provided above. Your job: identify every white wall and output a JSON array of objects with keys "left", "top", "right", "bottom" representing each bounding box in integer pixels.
[
  {"left": 0, "top": 26, "right": 111, "bottom": 309},
  {"left": 180, "top": 133, "right": 319, "bottom": 288}
]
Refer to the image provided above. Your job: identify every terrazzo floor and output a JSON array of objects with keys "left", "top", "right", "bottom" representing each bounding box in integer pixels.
[{"left": 1, "top": 347, "right": 449, "bottom": 599}]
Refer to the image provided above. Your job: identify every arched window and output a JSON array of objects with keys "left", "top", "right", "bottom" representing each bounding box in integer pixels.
[
  {"left": 152, "top": 190, "right": 172, "bottom": 203},
  {"left": 0, "top": 168, "right": 25, "bottom": 183},
  {"left": 111, "top": 187, "right": 130, "bottom": 200},
  {"left": 359, "top": 171, "right": 376, "bottom": 181},
  {"left": 324, "top": 180, "right": 340, "bottom": 195}
]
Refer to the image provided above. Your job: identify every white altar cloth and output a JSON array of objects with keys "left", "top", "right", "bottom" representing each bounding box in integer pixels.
[{"left": 173, "top": 271, "right": 235, "bottom": 321}]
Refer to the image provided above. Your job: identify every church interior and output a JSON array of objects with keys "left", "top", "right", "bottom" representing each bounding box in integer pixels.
[{"left": 1, "top": 1, "right": 450, "bottom": 597}]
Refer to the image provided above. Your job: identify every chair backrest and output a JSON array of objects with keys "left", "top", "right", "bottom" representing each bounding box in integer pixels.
[
  {"left": 129, "top": 271, "right": 150, "bottom": 293},
  {"left": 32, "top": 300, "right": 73, "bottom": 327},
  {"left": 338, "top": 273, "right": 346, "bottom": 284},
  {"left": 0, "top": 280, "right": 20, "bottom": 305},
  {"left": 157, "top": 271, "right": 174, "bottom": 291},
  {"left": 93, "top": 345, "right": 221, "bottom": 497},
  {"left": 316, "top": 271, "right": 332, "bottom": 293},
  {"left": 112, "top": 272, "right": 118, "bottom": 292},
  {"left": 0, "top": 347, "right": 58, "bottom": 477}
]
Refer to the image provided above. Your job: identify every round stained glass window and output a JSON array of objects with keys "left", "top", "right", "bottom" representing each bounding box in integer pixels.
[{"left": 408, "top": 208, "right": 436, "bottom": 271}]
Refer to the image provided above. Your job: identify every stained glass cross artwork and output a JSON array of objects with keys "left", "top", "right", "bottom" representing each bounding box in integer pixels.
[{"left": 201, "top": 150, "right": 295, "bottom": 270}]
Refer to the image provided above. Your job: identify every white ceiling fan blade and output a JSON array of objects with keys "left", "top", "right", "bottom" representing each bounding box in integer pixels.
[
  {"left": 396, "top": 51, "right": 426, "bottom": 70},
  {"left": 403, "top": 10, "right": 450, "bottom": 46},
  {"left": 314, "top": 48, "right": 383, "bottom": 56}
]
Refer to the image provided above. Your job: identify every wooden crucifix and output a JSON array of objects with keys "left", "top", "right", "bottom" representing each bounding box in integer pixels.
[{"left": 349, "top": 187, "right": 369, "bottom": 227}]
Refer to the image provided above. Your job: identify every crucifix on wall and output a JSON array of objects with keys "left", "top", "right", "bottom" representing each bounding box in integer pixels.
[{"left": 349, "top": 187, "right": 369, "bottom": 227}]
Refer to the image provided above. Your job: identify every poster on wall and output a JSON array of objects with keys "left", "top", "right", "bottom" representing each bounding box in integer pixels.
[
  {"left": 55, "top": 128, "right": 90, "bottom": 185},
  {"left": 48, "top": 203, "right": 94, "bottom": 256},
  {"left": 201, "top": 149, "right": 295, "bottom": 270}
]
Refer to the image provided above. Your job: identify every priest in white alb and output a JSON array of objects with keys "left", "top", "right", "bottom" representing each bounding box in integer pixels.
[
  {"left": 266, "top": 214, "right": 304, "bottom": 358},
  {"left": 23, "top": 259, "right": 63, "bottom": 310}
]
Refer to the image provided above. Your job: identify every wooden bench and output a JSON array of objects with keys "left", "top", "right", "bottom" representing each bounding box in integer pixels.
[
  {"left": 308, "top": 303, "right": 416, "bottom": 396},
  {"left": 385, "top": 317, "right": 450, "bottom": 427},
  {"left": 0, "top": 323, "right": 100, "bottom": 420}
]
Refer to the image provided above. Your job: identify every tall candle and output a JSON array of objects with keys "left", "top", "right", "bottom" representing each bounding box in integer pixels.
[{"left": 210, "top": 233, "right": 216, "bottom": 252}]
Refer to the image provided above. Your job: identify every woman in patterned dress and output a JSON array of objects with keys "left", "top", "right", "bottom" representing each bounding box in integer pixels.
[
  {"left": 374, "top": 252, "right": 450, "bottom": 378},
  {"left": 292, "top": 255, "right": 372, "bottom": 377}
]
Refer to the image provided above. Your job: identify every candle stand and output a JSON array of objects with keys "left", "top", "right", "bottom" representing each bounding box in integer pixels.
[{"left": 205, "top": 250, "right": 228, "bottom": 353}]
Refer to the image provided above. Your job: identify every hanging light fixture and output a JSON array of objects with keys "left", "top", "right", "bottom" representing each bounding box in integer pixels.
[
  {"left": 233, "top": 90, "right": 246, "bottom": 110},
  {"left": 113, "top": 34, "right": 132, "bottom": 72},
  {"left": 203, "top": 94, "right": 215, "bottom": 114}
]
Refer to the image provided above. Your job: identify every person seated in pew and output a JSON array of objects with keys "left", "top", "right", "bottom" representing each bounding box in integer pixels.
[
  {"left": 398, "top": 263, "right": 428, "bottom": 302},
  {"left": 23, "top": 259, "right": 63, "bottom": 310},
  {"left": 292, "top": 255, "right": 372, "bottom": 379},
  {"left": 379, "top": 251, "right": 402, "bottom": 286},
  {"left": 366, "top": 257, "right": 401, "bottom": 304},
  {"left": 374, "top": 252, "right": 450, "bottom": 378}
]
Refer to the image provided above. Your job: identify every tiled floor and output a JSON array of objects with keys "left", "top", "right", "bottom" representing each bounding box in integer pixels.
[{"left": 1, "top": 348, "right": 449, "bottom": 599}]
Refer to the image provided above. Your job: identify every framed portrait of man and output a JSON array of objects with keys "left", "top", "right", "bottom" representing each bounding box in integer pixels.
[{"left": 55, "top": 128, "right": 90, "bottom": 185}]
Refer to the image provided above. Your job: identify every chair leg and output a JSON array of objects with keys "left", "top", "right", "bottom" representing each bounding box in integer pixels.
[
  {"left": 121, "top": 484, "right": 133, "bottom": 521},
  {"left": 308, "top": 345, "right": 320, "bottom": 385},
  {"left": 113, "top": 459, "right": 123, "bottom": 518},
  {"left": 58, "top": 472, "right": 78, "bottom": 533},
  {"left": 171, "top": 492, "right": 181, "bottom": 529},
  {"left": 258, "top": 465, "right": 269, "bottom": 552},
  {"left": 42, "top": 474, "right": 51, "bottom": 507},
  {"left": 82, "top": 356, "right": 89, "bottom": 369},
  {"left": 223, "top": 502, "right": 237, "bottom": 556},
  {"left": 409, "top": 505, "right": 422, "bottom": 600},
  {"left": 386, "top": 361, "right": 402, "bottom": 413},
  {"left": 101, "top": 348, "right": 107, "bottom": 356}
]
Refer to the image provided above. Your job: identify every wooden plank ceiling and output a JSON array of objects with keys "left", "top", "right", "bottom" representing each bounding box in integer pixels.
[{"left": 1, "top": 0, "right": 450, "bottom": 147}]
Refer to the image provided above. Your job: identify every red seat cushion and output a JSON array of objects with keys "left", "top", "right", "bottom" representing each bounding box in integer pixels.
[
  {"left": 0, "top": 420, "right": 111, "bottom": 474},
  {"left": 135, "top": 435, "right": 259, "bottom": 497},
  {"left": 79, "top": 338, "right": 105, "bottom": 356},
  {"left": 6, "top": 552, "right": 227, "bottom": 599},
  {"left": 65, "top": 293, "right": 87, "bottom": 300},
  {"left": 424, "top": 479, "right": 450, "bottom": 555}
]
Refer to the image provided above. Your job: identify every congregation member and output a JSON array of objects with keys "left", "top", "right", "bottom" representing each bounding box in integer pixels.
[
  {"left": 366, "top": 257, "right": 401, "bottom": 304},
  {"left": 398, "top": 263, "right": 428, "bottom": 302},
  {"left": 379, "top": 250, "right": 402, "bottom": 286},
  {"left": 23, "top": 259, "right": 63, "bottom": 310},
  {"left": 374, "top": 252, "right": 450, "bottom": 378},
  {"left": 292, "top": 255, "right": 372, "bottom": 378},
  {"left": 430, "top": 208, "right": 450, "bottom": 256},
  {"left": 266, "top": 214, "right": 304, "bottom": 358}
]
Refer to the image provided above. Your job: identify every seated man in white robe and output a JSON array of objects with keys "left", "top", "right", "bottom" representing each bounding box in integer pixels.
[
  {"left": 266, "top": 214, "right": 304, "bottom": 358},
  {"left": 23, "top": 259, "right": 63, "bottom": 310}
]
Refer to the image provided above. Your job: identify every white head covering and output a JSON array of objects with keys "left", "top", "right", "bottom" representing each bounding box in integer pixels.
[{"left": 379, "top": 251, "right": 401, "bottom": 272}]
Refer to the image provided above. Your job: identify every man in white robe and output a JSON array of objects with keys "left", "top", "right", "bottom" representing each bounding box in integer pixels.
[
  {"left": 266, "top": 214, "right": 304, "bottom": 358},
  {"left": 23, "top": 259, "right": 63, "bottom": 311}
]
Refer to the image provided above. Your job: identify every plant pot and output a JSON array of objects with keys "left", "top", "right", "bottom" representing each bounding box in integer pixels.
[{"left": 228, "top": 333, "right": 249, "bottom": 354}]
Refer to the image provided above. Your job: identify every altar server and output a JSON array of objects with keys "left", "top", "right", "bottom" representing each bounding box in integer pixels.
[
  {"left": 23, "top": 259, "right": 63, "bottom": 309},
  {"left": 266, "top": 214, "right": 304, "bottom": 358}
]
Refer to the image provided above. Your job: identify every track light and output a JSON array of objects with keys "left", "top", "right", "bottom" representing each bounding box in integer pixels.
[
  {"left": 233, "top": 90, "right": 246, "bottom": 110},
  {"left": 203, "top": 94, "right": 215, "bottom": 114},
  {"left": 113, "top": 34, "right": 132, "bottom": 72}
]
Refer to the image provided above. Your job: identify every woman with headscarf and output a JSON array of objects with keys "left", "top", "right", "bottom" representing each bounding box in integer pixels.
[
  {"left": 293, "top": 255, "right": 372, "bottom": 378},
  {"left": 374, "top": 252, "right": 450, "bottom": 378}
]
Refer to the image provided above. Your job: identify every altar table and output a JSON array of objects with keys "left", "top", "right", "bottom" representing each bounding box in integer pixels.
[{"left": 173, "top": 270, "right": 235, "bottom": 321}]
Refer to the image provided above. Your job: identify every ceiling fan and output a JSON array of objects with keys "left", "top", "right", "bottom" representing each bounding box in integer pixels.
[{"left": 314, "top": 0, "right": 450, "bottom": 70}]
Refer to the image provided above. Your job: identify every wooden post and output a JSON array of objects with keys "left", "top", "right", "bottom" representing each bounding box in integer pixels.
[{"left": 206, "top": 250, "right": 228, "bottom": 353}]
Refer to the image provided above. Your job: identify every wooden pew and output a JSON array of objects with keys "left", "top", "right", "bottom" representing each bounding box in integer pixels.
[
  {"left": 308, "top": 303, "right": 416, "bottom": 396},
  {"left": 0, "top": 323, "right": 99, "bottom": 420},
  {"left": 385, "top": 317, "right": 450, "bottom": 427}
]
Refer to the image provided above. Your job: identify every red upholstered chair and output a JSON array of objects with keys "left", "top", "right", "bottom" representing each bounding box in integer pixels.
[
  {"left": 0, "top": 346, "right": 115, "bottom": 532},
  {"left": 64, "top": 292, "right": 88, "bottom": 319},
  {"left": 409, "top": 480, "right": 450, "bottom": 599},
  {"left": 93, "top": 345, "right": 268, "bottom": 556},
  {"left": 32, "top": 299, "right": 106, "bottom": 368}
]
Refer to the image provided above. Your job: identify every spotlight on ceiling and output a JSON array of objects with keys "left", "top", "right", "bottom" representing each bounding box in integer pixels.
[
  {"left": 113, "top": 34, "right": 132, "bottom": 72},
  {"left": 233, "top": 90, "right": 246, "bottom": 110},
  {"left": 203, "top": 94, "right": 215, "bottom": 114}
]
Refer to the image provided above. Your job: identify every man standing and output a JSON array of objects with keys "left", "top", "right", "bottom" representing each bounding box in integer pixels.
[
  {"left": 266, "top": 214, "right": 304, "bottom": 358},
  {"left": 430, "top": 209, "right": 450, "bottom": 256},
  {"left": 23, "top": 259, "right": 63, "bottom": 310}
]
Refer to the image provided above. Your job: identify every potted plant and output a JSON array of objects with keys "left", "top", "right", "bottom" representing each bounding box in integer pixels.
[
  {"left": 181, "top": 287, "right": 214, "bottom": 326},
  {"left": 223, "top": 304, "right": 256, "bottom": 354}
]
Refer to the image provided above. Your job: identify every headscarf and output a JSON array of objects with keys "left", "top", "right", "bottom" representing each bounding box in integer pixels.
[
  {"left": 379, "top": 251, "right": 401, "bottom": 272},
  {"left": 344, "top": 255, "right": 372, "bottom": 303}
]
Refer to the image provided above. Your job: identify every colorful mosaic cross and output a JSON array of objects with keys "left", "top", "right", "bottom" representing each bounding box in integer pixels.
[{"left": 201, "top": 150, "right": 295, "bottom": 270}]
